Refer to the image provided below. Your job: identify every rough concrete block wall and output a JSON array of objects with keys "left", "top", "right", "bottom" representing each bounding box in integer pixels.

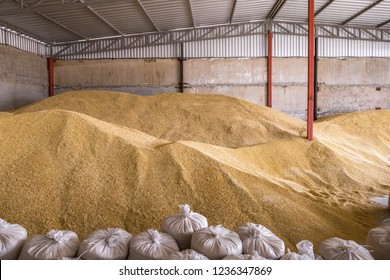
[
  {"left": 317, "top": 58, "right": 390, "bottom": 116},
  {"left": 0, "top": 44, "right": 47, "bottom": 111},
  {"left": 54, "top": 59, "right": 179, "bottom": 95},
  {"left": 53, "top": 57, "right": 390, "bottom": 119}
]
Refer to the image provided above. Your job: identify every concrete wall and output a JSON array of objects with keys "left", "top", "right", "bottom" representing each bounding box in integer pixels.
[
  {"left": 52, "top": 57, "right": 390, "bottom": 119},
  {"left": 0, "top": 44, "right": 48, "bottom": 111}
]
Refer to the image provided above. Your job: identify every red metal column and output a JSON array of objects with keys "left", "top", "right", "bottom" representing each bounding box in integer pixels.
[
  {"left": 47, "top": 57, "right": 54, "bottom": 97},
  {"left": 307, "top": 0, "right": 315, "bottom": 141},
  {"left": 267, "top": 30, "right": 273, "bottom": 107}
]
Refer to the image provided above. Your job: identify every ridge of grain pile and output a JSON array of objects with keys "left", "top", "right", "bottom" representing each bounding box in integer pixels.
[
  {"left": 365, "top": 221, "right": 390, "bottom": 260},
  {"left": 280, "top": 240, "right": 315, "bottom": 260},
  {"left": 191, "top": 225, "right": 242, "bottom": 260},
  {"left": 18, "top": 230, "right": 79, "bottom": 260},
  {"left": 128, "top": 229, "right": 179, "bottom": 260},
  {"left": 0, "top": 218, "right": 27, "bottom": 260},
  {"left": 1, "top": 90, "right": 390, "bottom": 250},
  {"left": 318, "top": 237, "right": 374, "bottom": 260},
  {"left": 236, "top": 222, "right": 285, "bottom": 259},
  {"left": 223, "top": 251, "right": 267, "bottom": 260},
  {"left": 77, "top": 228, "right": 132, "bottom": 260},
  {"left": 161, "top": 204, "right": 208, "bottom": 250},
  {"left": 164, "top": 249, "right": 208, "bottom": 260}
]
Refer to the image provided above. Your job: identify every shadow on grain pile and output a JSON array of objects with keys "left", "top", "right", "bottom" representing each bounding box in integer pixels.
[{"left": 0, "top": 90, "right": 389, "bottom": 249}]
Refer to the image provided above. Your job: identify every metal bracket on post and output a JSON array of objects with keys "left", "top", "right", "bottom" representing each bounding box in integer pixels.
[{"left": 178, "top": 43, "right": 190, "bottom": 93}]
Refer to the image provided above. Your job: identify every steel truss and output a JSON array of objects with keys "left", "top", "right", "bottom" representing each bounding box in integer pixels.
[{"left": 50, "top": 20, "right": 390, "bottom": 58}]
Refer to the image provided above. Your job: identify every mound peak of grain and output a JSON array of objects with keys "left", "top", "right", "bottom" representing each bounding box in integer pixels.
[
  {"left": 13, "top": 90, "right": 305, "bottom": 148},
  {"left": 1, "top": 91, "right": 389, "bottom": 249}
]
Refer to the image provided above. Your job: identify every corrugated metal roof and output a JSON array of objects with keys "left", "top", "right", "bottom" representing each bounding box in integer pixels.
[{"left": 0, "top": 0, "right": 389, "bottom": 44}]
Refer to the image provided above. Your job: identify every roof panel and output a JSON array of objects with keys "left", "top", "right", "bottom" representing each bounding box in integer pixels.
[
  {"left": 348, "top": 1, "right": 390, "bottom": 26},
  {"left": 44, "top": 6, "right": 119, "bottom": 38},
  {"left": 315, "top": 0, "right": 377, "bottom": 25},
  {"left": 275, "top": 0, "right": 329, "bottom": 22},
  {"left": 139, "top": 0, "right": 193, "bottom": 30},
  {"left": 0, "top": 13, "right": 81, "bottom": 42},
  {"left": 91, "top": 2, "right": 156, "bottom": 34},
  {"left": 232, "top": 0, "right": 275, "bottom": 23},
  {"left": 191, "top": 0, "right": 234, "bottom": 26}
]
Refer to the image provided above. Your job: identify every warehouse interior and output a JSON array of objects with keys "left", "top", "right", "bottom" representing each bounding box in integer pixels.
[{"left": 0, "top": 0, "right": 389, "bottom": 260}]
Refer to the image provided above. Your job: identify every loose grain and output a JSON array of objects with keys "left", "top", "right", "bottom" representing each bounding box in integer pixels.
[{"left": 0, "top": 90, "right": 389, "bottom": 249}]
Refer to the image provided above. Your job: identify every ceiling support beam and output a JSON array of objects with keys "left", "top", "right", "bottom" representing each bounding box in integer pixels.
[
  {"left": 85, "top": 5, "right": 124, "bottom": 36},
  {"left": 188, "top": 0, "right": 196, "bottom": 27},
  {"left": 377, "top": 19, "right": 390, "bottom": 28},
  {"left": 229, "top": 0, "right": 238, "bottom": 23},
  {"left": 137, "top": 0, "right": 160, "bottom": 32},
  {"left": 314, "top": 0, "right": 335, "bottom": 17},
  {"left": 267, "top": 0, "right": 288, "bottom": 20},
  {"left": 342, "top": 0, "right": 384, "bottom": 25},
  {"left": 37, "top": 11, "right": 87, "bottom": 39}
]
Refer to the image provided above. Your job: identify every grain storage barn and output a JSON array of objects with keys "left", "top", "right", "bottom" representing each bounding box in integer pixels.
[{"left": 0, "top": 0, "right": 389, "bottom": 260}]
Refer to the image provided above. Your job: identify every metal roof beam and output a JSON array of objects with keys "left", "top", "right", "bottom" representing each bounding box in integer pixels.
[
  {"left": 188, "top": 0, "right": 196, "bottom": 27},
  {"left": 0, "top": 0, "right": 9, "bottom": 7},
  {"left": 137, "top": 0, "right": 160, "bottom": 32},
  {"left": 342, "top": 0, "right": 384, "bottom": 25},
  {"left": 84, "top": 5, "right": 124, "bottom": 36},
  {"left": 267, "top": 0, "right": 288, "bottom": 20},
  {"left": 229, "top": 0, "right": 238, "bottom": 23},
  {"left": 315, "top": 0, "right": 336, "bottom": 17},
  {"left": 377, "top": 19, "right": 390, "bottom": 28},
  {"left": 37, "top": 12, "right": 87, "bottom": 39}
]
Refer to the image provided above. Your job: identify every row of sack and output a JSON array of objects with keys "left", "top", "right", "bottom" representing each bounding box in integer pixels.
[{"left": 1, "top": 204, "right": 389, "bottom": 260}]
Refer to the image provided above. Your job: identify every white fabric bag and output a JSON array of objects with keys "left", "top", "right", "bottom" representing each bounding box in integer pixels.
[
  {"left": 0, "top": 218, "right": 27, "bottom": 260},
  {"left": 365, "top": 225, "right": 390, "bottom": 260},
  {"left": 77, "top": 228, "right": 132, "bottom": 260},
  {"left": 164, "top": 249, "right": 208, "bottom": 260},
  {"left": 191, "top": 225, "right": 242, "bottom": 260},
  {"left": 129, "top": 229, "right": 179, "bottom": 260},
  {"left": 236, "top": 222, "right": 285, "bottom": 259},
  {"left": 18, "top": 230, "right": 80, "bottom": 260},
  {"left": 161, "top": 204, "right": 208, "bottom": 249},
  {"left": 319, "top": 237, "right": 374, "bottom": 260},
  {"left": 281, "top": 240, "right": 316, "bottom": 260},
  {"left": 223, "top": 251, "right": 267, "bottom": 260}
]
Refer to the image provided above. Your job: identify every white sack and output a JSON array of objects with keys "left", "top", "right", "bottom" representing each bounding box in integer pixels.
[
  {"left": 281, "top": 240, "right": 315, "bottom": 260},
  {"left": 223, "top": 251, "right": 267, "bottom": 260},
  {"left": 161, "top": 204, "right": 208, "bottom": 249},
  {"left": 319, "top": 237, "right": 374, "bottom": 260},
  {"left": 191, "top": 225, "right": 242, "bottom": 260},
  {"left": 0, "top": 218, "right": 27, "bottom": 260},
  {"left": 19, "top": 230, "right": 79, "bottom": 260},
  {"left": 365, "top": 226, "right": 390, "bottom": 260},
  {"left": 164, "top": 249, "right": 208, "bottom": 260},
  {"left": 78, "top": 228, "right": 132, "bottom": 260},
  {"left": 236, "top": 222, "right": 285, "bottom": 259},
  {"left": 129, "top": 229, "right": 179, "bottom": 260}
]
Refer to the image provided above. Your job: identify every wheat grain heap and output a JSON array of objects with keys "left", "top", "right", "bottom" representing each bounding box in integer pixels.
[{"left": 0, "top": 90, "right": 389, "bottom": 249}]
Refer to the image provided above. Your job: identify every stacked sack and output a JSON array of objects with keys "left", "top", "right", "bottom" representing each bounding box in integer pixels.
[
  {"left": 165, "top": 249, "right": 208, "bottom": 260},
  {"left": 19, "top": 230, "right": 80, "bottom": 260},
  {"left": 161, "top": 204, "right": 208, "bottom": 250},
  {"left": 129, "top": 229, "right": 179, "bottom": 260},
  {"left": 191, "top": 225, "right": 242, "bottom": 259},
  {"left": 0, "top": 218, "right": 27, "bottom": 260},
  {"left": 365, "top": 219, "right": 390, "bottom": 260},
  {"left": 78, "top": 228, "right": 132, "bottom": 260},
  {"left": 236, "top": 222, "right": 285, "bottom": 259},
  {"left": 281, "top": 240, "right": 316, "bottom": 260},
  {"left": 318, "top": 237, "right": 373, "bottom": 260}
]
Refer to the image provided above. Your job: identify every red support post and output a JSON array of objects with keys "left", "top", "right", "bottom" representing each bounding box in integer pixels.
[
  {"left": 307, "top": 0, "right": 315, "bottom": 141},
  {"left": 47, "top": 57, "right": 54, "bottom": 97},
  {"left": 267, "top": 30, "right": 273, "bottom": 107}
]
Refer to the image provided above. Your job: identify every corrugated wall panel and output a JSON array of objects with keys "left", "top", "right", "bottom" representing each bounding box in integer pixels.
[
  {"left": 0, "top": 27, "right": 48, "bottom": 56},
  {"left": 273, "top": 35, "right": 308, "bottom": 57},
  {"left": 318, "top": 38, "right": 390, "bottom": 57}
]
